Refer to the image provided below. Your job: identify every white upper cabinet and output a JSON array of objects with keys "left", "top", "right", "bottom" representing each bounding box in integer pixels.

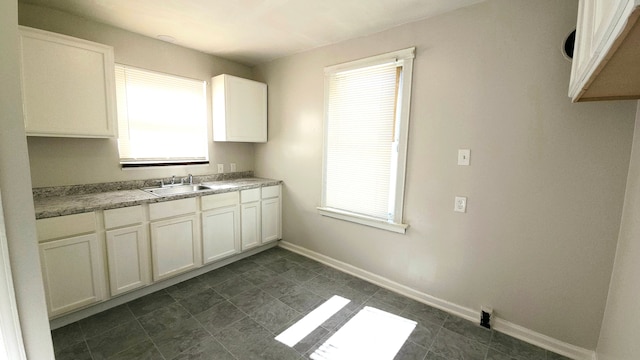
[
  {"left": 19, "top": 26, "right": 117, "bottom": 137},
  {"left": 212, "top": 74, "right": 267, "bottom": 142},
  {"left": 569, "top": 0, "right": 640, "bottom": 102}
]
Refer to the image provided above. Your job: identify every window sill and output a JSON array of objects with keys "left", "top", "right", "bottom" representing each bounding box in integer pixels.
[{"left": 317, "top": 207, "right": 408, "bottom": 234}]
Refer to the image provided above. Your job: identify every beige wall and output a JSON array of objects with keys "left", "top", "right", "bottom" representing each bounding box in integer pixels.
[
  {"left": 253, "top": 0, "right": 637, "bottom": 349},
  {"left": 0, "top": 1, "right": 54, "bottom": 358},
  {"left": 19, "top": 3, "right": 256, "bottom": 187},
  {"left": 596, "top": 101, "right": 640, "bottom": 359}
]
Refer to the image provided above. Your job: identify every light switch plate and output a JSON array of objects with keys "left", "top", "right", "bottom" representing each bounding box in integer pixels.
[
  {"left": 454, "top": 196, "right": 467, "bottom": 213},
  {"left": 217, "top": 164, "right": 224, "bottom": 173},
  {"left": 458, "top": 149, "right": 471, "bottom": 166},
  {"left": 230, "top": 163, "right": 237, "bottom": 172}
]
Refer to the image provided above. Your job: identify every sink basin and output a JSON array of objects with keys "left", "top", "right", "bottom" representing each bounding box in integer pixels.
[{"left": 143, "top": 184, "right": 213, "bottom": 196}]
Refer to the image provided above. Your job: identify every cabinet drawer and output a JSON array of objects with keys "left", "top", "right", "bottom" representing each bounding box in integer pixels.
[
  {"left": 240, "top": 188, "right": 260, "bottom": 203},
  {"left": 201, "top": 191, "right": 239, "bottom": 211},
  {"left": 36, "top": 212, "right": 96, "bottom": 242},
  {"left": 149, "top": 198, "right": 197, "bottom": 220},
  {"left": 104, "top": 205, "right": 144, "bottom": 229},
  {"left": 261, "top": 185, "right": 280, "bottom": 199}
]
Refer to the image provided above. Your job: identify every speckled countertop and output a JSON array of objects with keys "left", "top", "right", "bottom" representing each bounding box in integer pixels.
[{"left": 33, "top": 174, "right": 282, "bottom": 219}]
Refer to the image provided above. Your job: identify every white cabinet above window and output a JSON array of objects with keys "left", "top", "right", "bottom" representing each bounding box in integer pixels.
[
  {"left": 212, "top": 74, "right": 267, "bottom": 142},
  {"left": 19, "top": 26, "right": 117, "bottom": 137},
  {"left": 569, "top": 0, "right": 640, "bottom": 102}
]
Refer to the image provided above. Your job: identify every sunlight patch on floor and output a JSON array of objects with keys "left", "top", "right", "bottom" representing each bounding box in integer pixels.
[
  {"left": 276, "top": 295, "right": 351, "bottom": 347},
  {"left": 311, "top": 306, "right": 417, "bottom": 360}
]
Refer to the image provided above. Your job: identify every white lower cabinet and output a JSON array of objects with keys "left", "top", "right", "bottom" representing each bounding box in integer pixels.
[
  {"left": 104, "top": 206, "right": 150, "bottom": 296},
  {"left": 106, "top": 226, "right": 149, "bottom": 295},
  {"left": 261, "top": 185, "right": 282, "bottom": 243},
  {"left": 240, "top": 188, "right": 262, "bottom": 250},
  {"left": 36, "top": 183, "right": 282, "bottom": 318},
  {"left": 36, "top": 212, "right": 106, "bottom": 317},
  {"left": 201, "top": 192, "right": 240, "bottom": 263},
  {"left": 149, "top": 198, "right": 201, "bottom": 281}
]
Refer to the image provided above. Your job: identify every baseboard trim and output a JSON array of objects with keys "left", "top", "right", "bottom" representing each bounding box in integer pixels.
[
  {"left": 492, "top": 317, "right": 596, "bottom": 360},
  {"left": 279, "top": 241, "right": 596, "bottom": 360}
]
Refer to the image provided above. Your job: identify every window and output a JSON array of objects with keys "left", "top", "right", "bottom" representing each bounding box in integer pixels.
[
  {"left": 115, "top": 64, "right": 208, "bottom": 166},
  {"left": 318, "top": 48, "right": 414, "bottom": 234}
]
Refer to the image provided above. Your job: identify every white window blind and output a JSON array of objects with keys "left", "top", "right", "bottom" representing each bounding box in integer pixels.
[
  {"left": 325, "top": 63, "right": 398, "bottom": 219},
  {"left": 115, "top": 64, "right": 208, "bottom": 165},
  {"left": 320, "top": 48, "right": 414, "bottom": 233}
]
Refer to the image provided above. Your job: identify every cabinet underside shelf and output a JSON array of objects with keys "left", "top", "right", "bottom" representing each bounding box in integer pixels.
[{"left": 574, "top": 7, "right": 640, "bottom": 102}]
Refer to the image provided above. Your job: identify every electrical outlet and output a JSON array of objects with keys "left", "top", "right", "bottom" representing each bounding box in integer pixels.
[
  {"left": 458, "top": 149, "right": 470, "bottom": 165},
  {"left": 217, "top": 164, "right": 224, "bottom": 173},
  {"left": 230, "top": 163, "right": 237, "bottom": 172},
  {"left": 454, "top": 196, "right": 467, "bottom": 213},
  {"left": 480, "top": 306, "right": 493, "bottom": 329}
]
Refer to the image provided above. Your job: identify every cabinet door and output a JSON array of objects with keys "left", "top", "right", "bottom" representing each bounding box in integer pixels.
[
  {"left": 39, "top": 234, "right": 105, "bottom": 317},
  {"left": 106, "top": 225, "right": 150, "bottom": 296},
  {"left": 150, "top": 215, "right": 200, "bottom": 281},
  {"left": 261, "top": 197, "right": 281, "bottom": 243},
  {"left": 572, "top": 0, "right": 596, "bottom": 84},
  {"left": 212, "top": 74, "right": 267, "bottom": 142},
  {"left": 19, "top": 26, "right": 116, "bottom": 138},
  {"left": 241, "top": 202, "right": 261, "bottom": 251},
  {"left": 591, "top": 0, "right": 626, "bottom": 50},
  {"left": 202, "top": 205, "right": 240, "bottom": 264}
]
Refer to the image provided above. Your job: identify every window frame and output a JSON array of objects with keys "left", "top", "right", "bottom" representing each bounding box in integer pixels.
[{"left": 318, "top": 47, "right": 415, "bottom": 234}]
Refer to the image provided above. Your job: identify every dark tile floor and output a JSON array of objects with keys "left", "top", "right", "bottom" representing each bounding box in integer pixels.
[{"left": 51, "top": 247, "right": 572, "bottom": 360}]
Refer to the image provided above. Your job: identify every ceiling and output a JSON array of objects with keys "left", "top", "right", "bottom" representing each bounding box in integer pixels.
[{"left": 19, "top": 0, "right": 484, "bottom": 66}]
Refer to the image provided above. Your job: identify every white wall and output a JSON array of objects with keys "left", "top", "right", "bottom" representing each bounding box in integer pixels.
[
  {"left": 596, "top": 101, "right": 640, "bottom": 359},
  {"left": 253, "top": 0, "right": 637, "bottom": 349},
  {"left": 19, "top": 3, "right": 256, "bottom": 188},
  {"left": 0, "top": 1, "right": 54, "bottom": 358}
]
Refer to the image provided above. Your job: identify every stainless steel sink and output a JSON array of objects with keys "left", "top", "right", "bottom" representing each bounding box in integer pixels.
[{"left": 143, "top": 184, "right": 214, "bottom": 196}]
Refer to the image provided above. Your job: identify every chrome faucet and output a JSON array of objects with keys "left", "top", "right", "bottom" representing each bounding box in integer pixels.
[
  {"left": 171, "top": 175, "right": 176, "bottom": 185},
  {"left": 188, "top": 174, "right": 193, "bottom": 185}
]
